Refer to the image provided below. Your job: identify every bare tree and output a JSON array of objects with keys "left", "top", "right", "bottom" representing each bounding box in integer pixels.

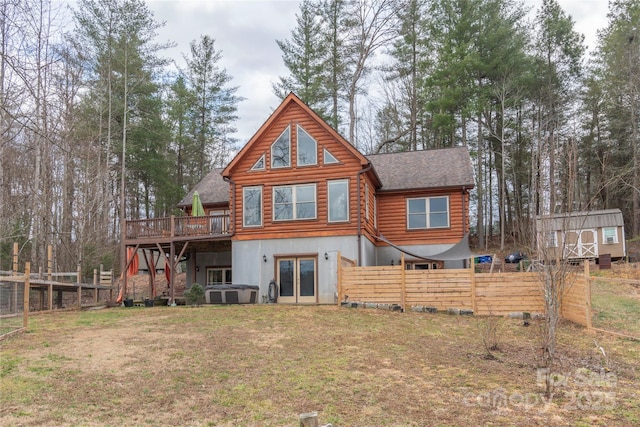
[{"left": 343, "top": 0, "right": 397, "bottom": 147}]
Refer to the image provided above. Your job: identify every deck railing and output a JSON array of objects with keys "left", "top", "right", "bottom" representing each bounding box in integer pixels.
[{"left": 125, "top": 214, "right": 231, "bottom": 240}]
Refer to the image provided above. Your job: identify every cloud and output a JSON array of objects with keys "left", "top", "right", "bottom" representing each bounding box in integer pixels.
[{"left": 148, "top": 0, "right": 301, "bottom": 143}]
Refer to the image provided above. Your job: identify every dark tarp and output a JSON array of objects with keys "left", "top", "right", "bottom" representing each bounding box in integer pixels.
[{"left": 376, "top": 233, "right": 482, "bottom": 261}]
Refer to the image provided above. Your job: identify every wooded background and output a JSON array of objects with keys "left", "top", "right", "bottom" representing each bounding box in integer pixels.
[{"left": 1, "top": 0, "right": 638, "bottom": 274}]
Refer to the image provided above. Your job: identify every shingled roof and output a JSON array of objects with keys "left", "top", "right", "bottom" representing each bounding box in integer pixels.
[
  {"left": 366, "top": 146, "right": 475, "bottom": 191},
  {"left": 177, "top": 168, "right": 228, "bottom": 207},
  {"left": 181, "top": 147, "right": 474, "bottom": 207}
]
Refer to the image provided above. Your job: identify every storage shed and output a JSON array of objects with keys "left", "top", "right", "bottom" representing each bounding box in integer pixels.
[{"left": 536, "top": 209, "right": 626, "bottom": 261}]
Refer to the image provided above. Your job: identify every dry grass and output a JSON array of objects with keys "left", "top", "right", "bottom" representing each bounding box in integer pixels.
[
  {"left": 1, "top": 304, "right": 638, "bottom": 426},
  {"left": 591, "top": 263, "right": 640, "bottom": 338}
]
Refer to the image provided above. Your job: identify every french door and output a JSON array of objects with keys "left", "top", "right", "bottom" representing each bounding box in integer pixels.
[{"left": 277, "top": 257, "right": 316, "bottom": 304}]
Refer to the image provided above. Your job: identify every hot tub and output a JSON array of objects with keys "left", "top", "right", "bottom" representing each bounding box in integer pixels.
[{"left": 205, "top": 284, "right": 259, "bottom": 304}]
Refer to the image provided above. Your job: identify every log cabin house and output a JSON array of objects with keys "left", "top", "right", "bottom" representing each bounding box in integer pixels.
[{"left": 124, "top": 93, "right": 475, "bottom": 304}]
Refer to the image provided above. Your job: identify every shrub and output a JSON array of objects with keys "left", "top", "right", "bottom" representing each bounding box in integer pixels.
[{"left": 184, "top": 282, "right": 205, "bottom": 306}]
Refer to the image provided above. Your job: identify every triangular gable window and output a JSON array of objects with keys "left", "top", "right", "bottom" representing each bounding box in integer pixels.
[
  {"left": 251, "top": 154, "right": 265, "bottom": 170},
  {"left": 323, "top": 148, "right": 339, "bottom": 164},
  {"left": 271, "top": 126, "right": 291, "bottom": 168}
]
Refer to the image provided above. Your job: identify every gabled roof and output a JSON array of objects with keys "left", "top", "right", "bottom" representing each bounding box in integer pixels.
[
  {"left": 222, "top": 92, "right": 370, "bottom": 177},
  {"left": 177, "top": 168, "right": 228, "bottom": 208},
  {"left": 366, "top": 146, "right": 475, "bottom": 191},
  {"left": 536, "top": 209, "right": 624, "bottom": 231}
]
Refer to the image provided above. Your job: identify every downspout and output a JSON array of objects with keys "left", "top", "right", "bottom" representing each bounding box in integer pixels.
[
  {"left": 462, "top": 186, "right": 467, "bottom": 268},
  {"left": 462, "top": 186, "right": 467, "bottom": 236},
  {"left": 223, "top": 175, "right": 237, "bottom": 238},
  {"left": 357, "top": 162, "right": 373, "bottom": 266}
]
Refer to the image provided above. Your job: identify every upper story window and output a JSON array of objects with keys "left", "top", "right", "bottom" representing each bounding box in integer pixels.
[
  {"left": 243, "top": 186, "right": 262, "bottom": 227},
  {"left": 365, "top": 183, "right": 370, "bottom": 221},
  {"left": 323, "top": 148, "right": 339, "bottom": 164},
  {"left": 602, "top": 227, "right": 618, "bottom": 244},
  {"left": 297, "top": 125, "right": 317, "bottom": 166},
  {"left": 271, "top": 126, "right": 291, "bottom": 168},
  {"left": 251, "top": 154, "right": 265, "bottom": 170},
  {"left": 273, "top": 184, "right": 316, "bottom": 221},
  {"left": 407, "top": 196, "right": 449, "bottom": 229},
  {"left": 328, "top": 179, "right": 349, "bottom": 222}
]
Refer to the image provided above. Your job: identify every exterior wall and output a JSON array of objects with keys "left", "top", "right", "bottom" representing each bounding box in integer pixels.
[
  {"left": 359, "top": 236, "right": 377, "bottom": 267},
  {"left": 186, "top": 251, "right": 232, "bottom": 286},
  {"left": 539, "top": 226, "right": 626, "bottom": 260},
  {"left": 232, "top": 235, "right": 359, "bottom": 304},
  {"left": 598, "top": 226, "right": 626, "bottom": 258},
  {"left": 376, "top": 242, "right": 465, "bottom": 269},
  {"left": 376, "top": 189, "right": 467, "bottom": 246},
  {"left": 228, "top": 102, "right": 373, "bottom": 242}
]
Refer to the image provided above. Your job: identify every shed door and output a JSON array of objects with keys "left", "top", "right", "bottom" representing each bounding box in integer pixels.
[
  {"left": 276, "top": 257, "right": 316, "bottom": 304},
  {"left": 564, "top": 229, "right": 598, "bottom": 258}
]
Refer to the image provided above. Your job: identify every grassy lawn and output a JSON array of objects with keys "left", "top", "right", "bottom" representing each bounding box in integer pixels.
[
  {"left": 591, "top": 265, "right": 640, "bottom": 338},
  {"left": 1, "top": 305, "right": 639, "bottom": 426}
]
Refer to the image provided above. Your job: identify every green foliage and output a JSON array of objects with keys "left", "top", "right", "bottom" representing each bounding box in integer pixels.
[
  {"left": 274, "top": 0, "right": 330, "bottom": 118},
  {"left": 184, "top": 283, "right": 205, "bottom": 306}
]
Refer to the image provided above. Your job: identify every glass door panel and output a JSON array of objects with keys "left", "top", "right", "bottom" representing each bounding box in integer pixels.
[
  {"left": 298, "top": 258, "right": 316, "bottom": 303},
  {"left": 277, "top": 259, "right": 296, "bottom": 303}
]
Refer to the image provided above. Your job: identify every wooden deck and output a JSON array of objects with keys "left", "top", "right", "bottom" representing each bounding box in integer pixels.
[{"left": 125, "top": 214, "right": 231, "bottom": 243}]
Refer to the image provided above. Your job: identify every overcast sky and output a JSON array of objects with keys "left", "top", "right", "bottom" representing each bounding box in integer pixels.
[{"left": 145, "top": 0, "right": 610, "bottom": 145}]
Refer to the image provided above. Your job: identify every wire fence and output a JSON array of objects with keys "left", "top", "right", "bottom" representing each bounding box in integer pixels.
[{"left": 0, "top": 279, "right": 27, "bottom": 339}]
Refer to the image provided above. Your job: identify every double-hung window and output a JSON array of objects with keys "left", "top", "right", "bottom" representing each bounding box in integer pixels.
[
  {"left": 243, "top": 186, "right": 262, "bottom": 227},
  {"left": 407, "top": 196, "right": 449, "bottom": 229},
  {"left": 273, "top": 184, "right": 316, "bottom": 221}
]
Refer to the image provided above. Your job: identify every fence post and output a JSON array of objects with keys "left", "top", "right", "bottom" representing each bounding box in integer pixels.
[
  {"left": 94, "top": 269, "right": 99, "bottom": 304},
  {"left": 299, "top": 412, "right": 318, "bottom": 427},
  {"left": 77, "top": 264, "right": 82, "bottom": 307},
  {"left": 584, "top": 260, "right": 592, "bottom": 330},
  {"left": 337, "top": 251, "right": 342, "bottom": 305},
  {"left": 400, "top": 253, "right": 406, "bottom": 310},
  {"left": 12, "top": 242, "right": 18, "bottom": 313},
  {"left": 24, "top": 262, "right": 30, "bottom": 328},
  {"left": 470, "top": 257, "right": 477, "bottom": 314},
  {"left": 47, "top": 245, "right": 53, "bottom": 282},
  {"left": 12, "top": 242, "right": 18, "bottom": 274}
]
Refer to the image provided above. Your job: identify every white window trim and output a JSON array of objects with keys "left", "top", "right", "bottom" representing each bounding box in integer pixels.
[
  {"left": 406, "top": 196, "right": 450, "bottom": 229},
  {"left": 296, "top": 125, "right": 317, "bottom": 166},
  {"left": 328, "top": 179, "right": 349, "bottom": 223},
  {"left": 545, "top": 231, "right": 558, "bottom": 248},
  {"left": 251, "top": 154, "right": 265, "bottom": 171},
  {"left": 242, "top": 186, "right": 263, "bottom": 227},
  {"left": 323, "top": 148, "right": 339, "bottom": 164},
  {"left": 602, "top": 227, "right": 618, "bottom": 244},
  {"left": 206, "top": 267, "right": 232, "bottom": 286},
  {"left": 271, "top": 126, "right": 291, "bottom": 168},
  {"left": 272, "top": 183, "right": 317, "bottom": 221}
]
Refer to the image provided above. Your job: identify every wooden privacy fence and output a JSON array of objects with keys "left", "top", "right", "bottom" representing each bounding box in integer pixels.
[{"left": 337, "top": 254, "right": 592, "bottom": 328}]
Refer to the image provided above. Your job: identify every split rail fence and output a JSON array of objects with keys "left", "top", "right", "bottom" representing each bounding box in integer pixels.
[{"left": 337, "top": 253, "right": 592, "bottom": 328}]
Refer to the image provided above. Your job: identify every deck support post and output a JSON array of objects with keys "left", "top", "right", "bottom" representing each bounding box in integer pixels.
[{"left": 170, "top": 242, "right": 175, "bottom": 304}]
